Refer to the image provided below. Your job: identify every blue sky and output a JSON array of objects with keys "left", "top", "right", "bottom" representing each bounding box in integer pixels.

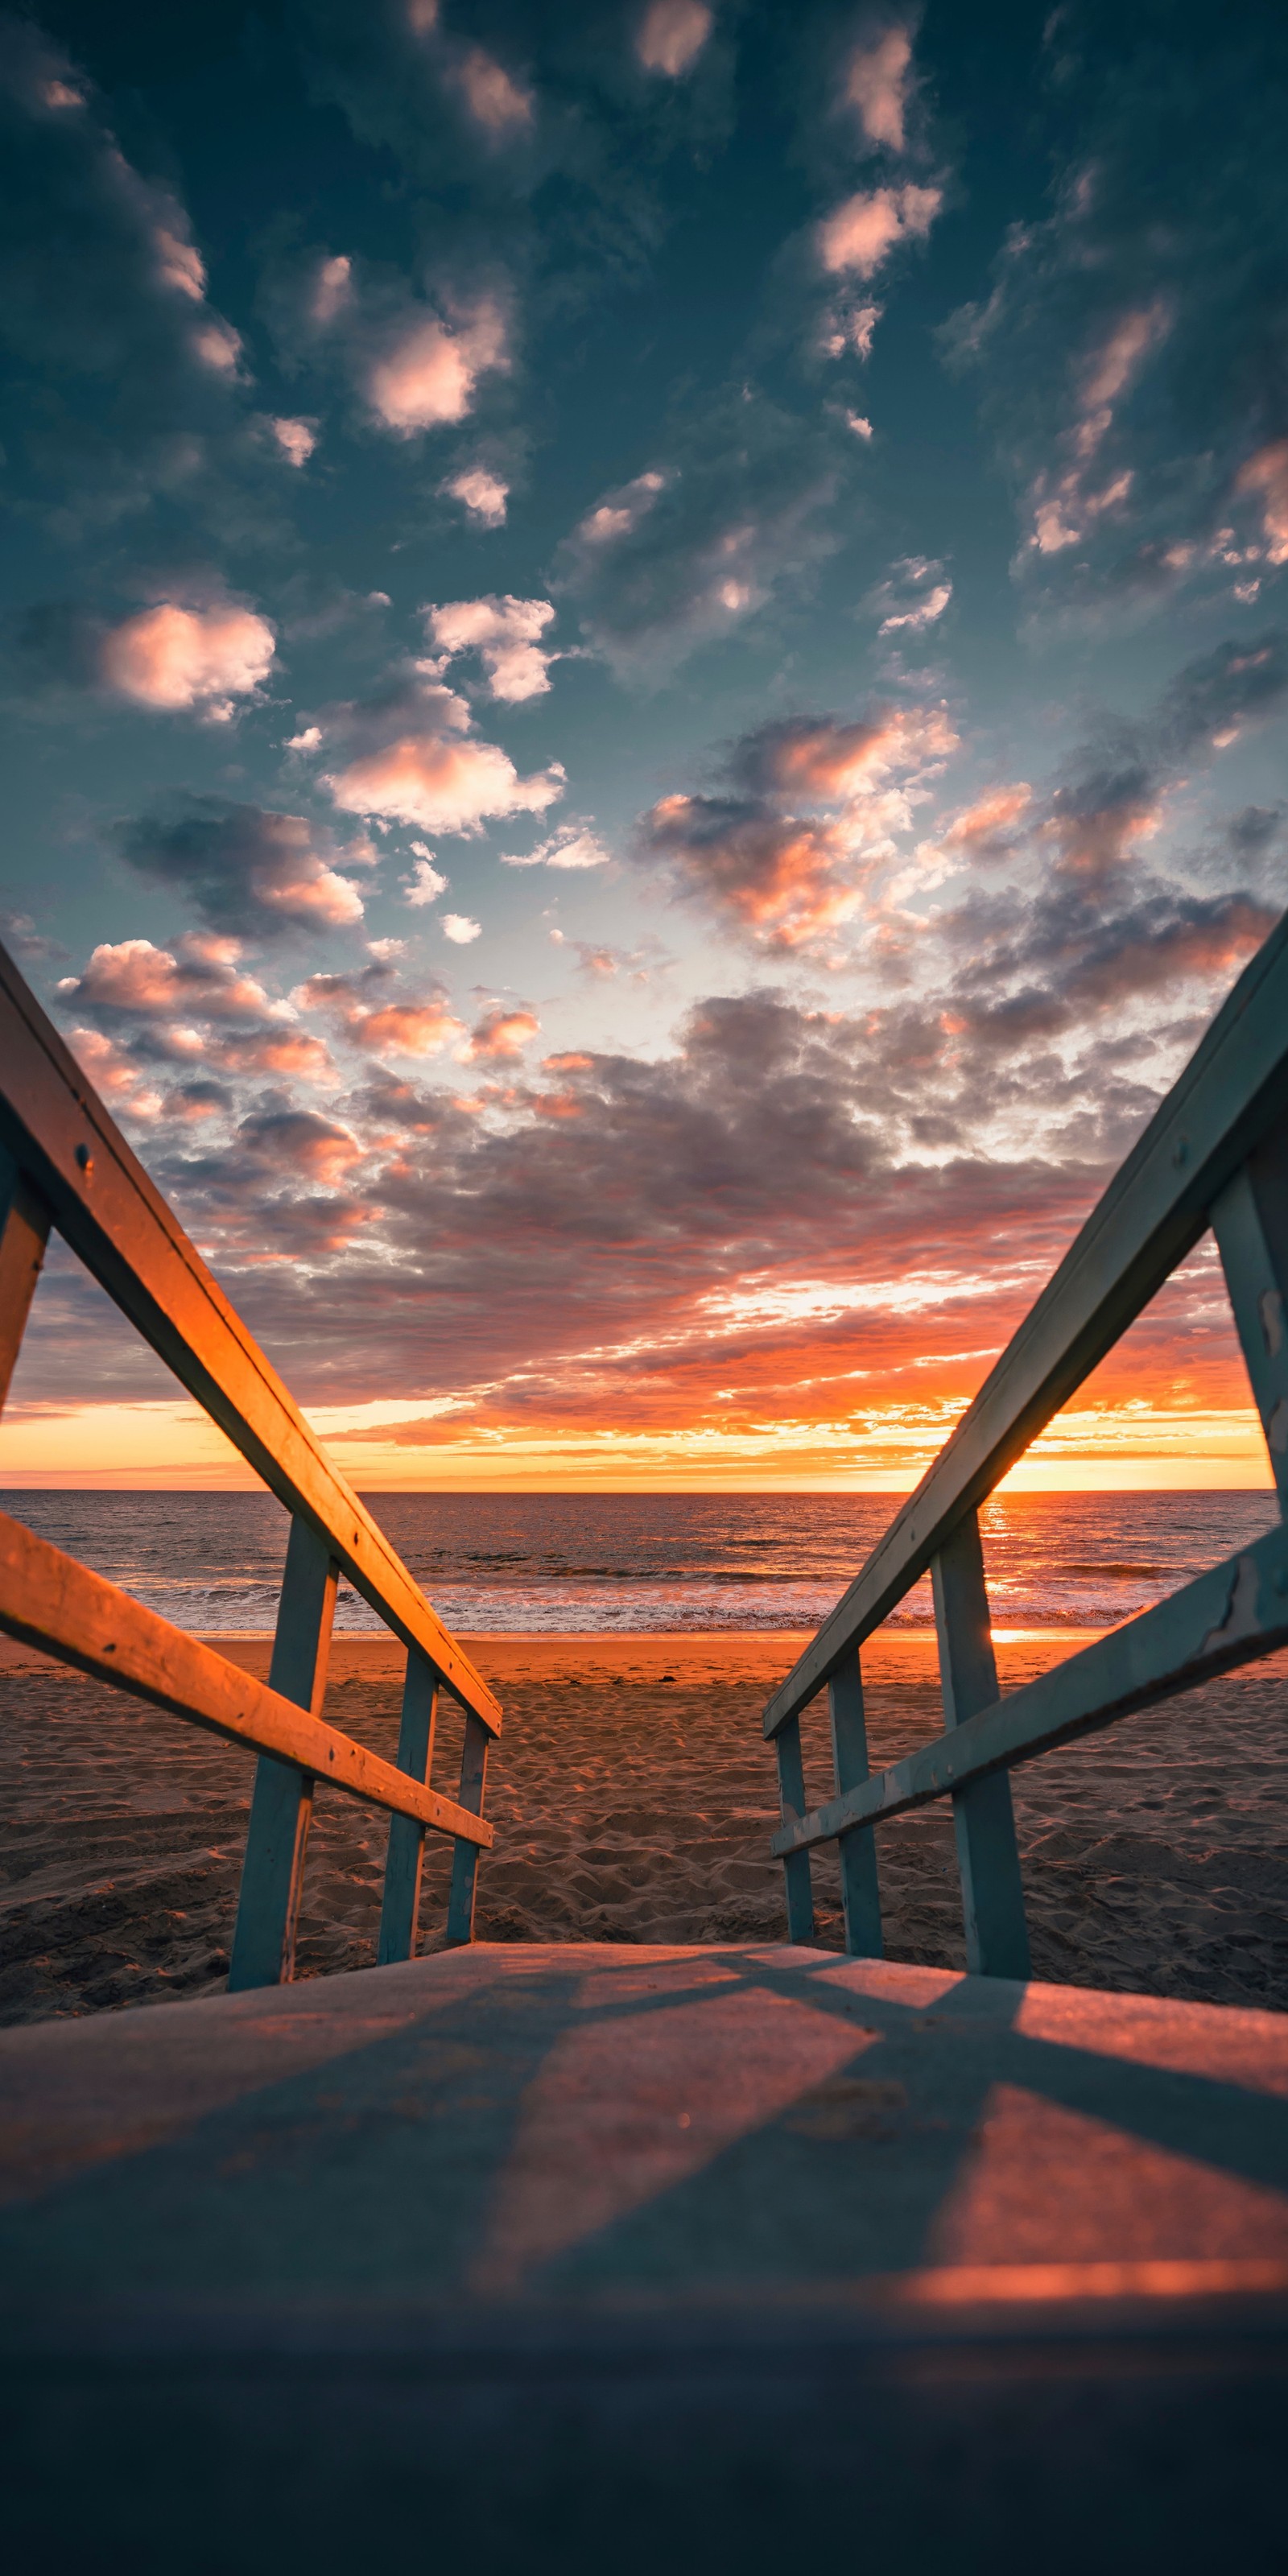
[{"left": 3, "top": 0, "right": 1288, "bottom": 1488}]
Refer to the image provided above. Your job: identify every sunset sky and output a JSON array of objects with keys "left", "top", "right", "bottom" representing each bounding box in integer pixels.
[{"left": 2, "top": 0, "right": 1286, "bottom": 1490}]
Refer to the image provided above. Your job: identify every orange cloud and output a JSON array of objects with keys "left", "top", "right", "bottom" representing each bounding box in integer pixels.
[
  {"left": 365, "top": 295, "right": 509, "bottom": 433},
  {"left": 817, "top": 184, "right": 941, "bottom": 279},
  {"left": 464, "top": 1006, "right": 540, "bottom": 1060},
  {"left": 98, "top": 601, "right": 275, "bottom": 720},
  {"left": 636, "top": 1, "right": 712, "bottom": 79}
]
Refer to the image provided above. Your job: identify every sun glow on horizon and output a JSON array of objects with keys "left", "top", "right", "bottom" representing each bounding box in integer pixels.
[{"left": 0, "top": 1392, "right": 1273, "bottom": 1492}]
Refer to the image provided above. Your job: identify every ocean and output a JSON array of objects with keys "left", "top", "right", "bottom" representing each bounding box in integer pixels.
[{"left": 2, "top": 1488, "right": 1279, "bottom": 1637}]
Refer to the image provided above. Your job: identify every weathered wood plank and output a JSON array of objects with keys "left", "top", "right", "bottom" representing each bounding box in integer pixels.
[
  {"left": 0, "top": 1150, "right": 50, "bottom": 1417},
  {"left": 828, "top": 1654, "right": 881, "bottom": 1958},
  {"left": 444, "top": 1713, "right": 490, "bottom": 1946},
  {"left": 0, "top": 941, "right": 500, "bottom": 1738},
  {"left": 762, "top": 911, "right": 1288, "bottom": 1737},
  {"left": 378, "top": 1653, "right": 440, "bottom": 1966},
  {"left": 932, "top": 1513, "right": 1030, "bottom": 1980},
  {"left": 229, "top": 1517, "right": 338, "bottom": 1992},
  {"left": 1212, "top": 1137, "right": 1288, "bottom": 1501},
  {"left": 0, "top": 1509, "right": 493, "bottom": 1845},
  {"left": 772, "top": 1521, "right": 1288, "bottom": 1858},
  {"left": 776, "top": 1716, "right": 815, "bottom": 1944}
]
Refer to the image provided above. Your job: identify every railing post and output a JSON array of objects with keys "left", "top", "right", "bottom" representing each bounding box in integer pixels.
[
  {"left": 228, "top": 1516, "right": 338, "bottom": 1992},
  {"left": 1212, "top": 1137, "right": 1288, "bottom": 1507},
  {"left": 828, "top": 1652, "right": 881, "bottom": 1956},
  {"left": 444, "top": 1711, "right": 489, "bottom": 1946},
  {"left": 776, "top": 1714, "right": 815, "bottom": 1944},
  {"left": 931, "top": 1510, "right": 1030, "bottom": 1979},
  {"left": 378, "top": 1652, "right": 439, "bottom": 1964},
  {"left": 0, "top": 1150, "right": 50, "bottom": 1420}
]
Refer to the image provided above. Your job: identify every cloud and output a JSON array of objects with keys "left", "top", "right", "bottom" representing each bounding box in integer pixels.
[
  {"left": 310, "top": 669, "right": 565, "bottom": 834},
  {"left": 424, "top": 595, "right": 555, "bottom": 701},
  {"left": 233, "top": 1108, "right": 365, "bottom": 1187},
  {"left": 97, "top": 601, "right": 275, "bottom": 719},
  {"left": 65, "top": 1026, "right": 164, "bottom": 1121},
  {"left": 945, "top": 8, "right": 1288, "bottom": 615},
  {"left": 639, "top": 704, "right": 956, "bottom": 949},
  {"left": 464, "top": 1005, "right": 540, "bottom": 1059},
  {"left": 116, "top": 799, "right": 374, "bottom": 936},
  {"left": 93, "top": 978, "right": 1168, "bottom": 1435},
  {"left": 501, "top": 824, "right": 610, "bottom": 870},
  {"left": 268, "top": 416, "right": 317, "bottom": 466},
  {"left": 402, "top": 850, "right": 448, "bottom": 905},
  {"left": 442, "top": 913, "right": 482, "bottom": 944},
  {"left": 844, "top": 19, "right": 917, "bottom": 153},
  {"left": 817, "top": 183, "right": 940, "bottom": 279},
  {"left": 157, "top": 1077, "right": 235, "bottom": 1123},
  {"left": 866, "top": 555, "right": 952, "bottom": 634},
  {"left": 296, "top": 963, "right": 464, "bottom": 1058},
  {"left": 821, "top": 303, "right": 881, "bottom": 364},
  {"left": 553, "top": 397, "right": 840, "bottom": 677},
  {"left": 636, "top": 2, "right": 713, "bottom": 79},
  {"left": 931, "top": 785, "right": 1033, "bottom": 861},
  {"left": 729, "top": 706, "right": 956, "bottom": 802},
  {"left": 58, "top": 933, "right": 292, "bottom": 1026},
  {"left": 365, "top": 292, "right": 509, "bottom": 434},
  {"left": 1235, "top": 443, "right": 1288, "bottom": 568},
  {"left": 442, "top": 464, "right": 509, "bottom": 525},
  {"left": 1156, "top": 630, "right": 1288, "bottom": 756},
  {"left": 49, "top": 934, "right": 345, "bottom": 1100},
  {"left": 0, "top": 19, "right": 273, "bottom": 538},
  {"left": 267, "top": 241, "right": 514, "bottom": 441},
  {"left": 447, "top": 43, "right": 534, "bottom": 137},
  {"left": 330, "top": 733, "right": 562, "bottom": 836},
  {"left": 942, "top": 877, "right": 1278, "bottom": 1055}
]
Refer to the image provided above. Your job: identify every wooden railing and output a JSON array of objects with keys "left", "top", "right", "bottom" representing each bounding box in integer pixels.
[
  {"left": 0, "top": 939, "right": 501, "bottom": 1990},
  {"left": 765, "top": 910, "right": 1288, "bottom": 1975}
]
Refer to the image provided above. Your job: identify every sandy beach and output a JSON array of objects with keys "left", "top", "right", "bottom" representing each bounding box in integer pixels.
[{"left": 2, "top": 1625, "right": 1286, "bottom": 2026}]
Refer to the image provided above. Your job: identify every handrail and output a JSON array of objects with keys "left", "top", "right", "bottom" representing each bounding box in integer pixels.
[
  {"left": 0, "top": 939, "right": 498, "bottom": 1736},
  {"left": 0, "top": 1511, "right": 492, "bottom": 1847},
  {"left": 760, "top": 908, "right": 1288, "bottom": 1979},
  {"left": 763, "top": 907, "right": 1288, "bottom": 1740},
  {"left": 0, "top": 935, "right": 502, "bottom": 1989}
]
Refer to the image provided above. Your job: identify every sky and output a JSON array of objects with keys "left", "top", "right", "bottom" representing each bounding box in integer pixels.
[{"left": 2, "top": 0, "right": 1287, "bottom": 1492}]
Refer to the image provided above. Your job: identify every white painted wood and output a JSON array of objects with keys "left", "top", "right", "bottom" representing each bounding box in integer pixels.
[
  {"left": 229, "top": 1517, "right": 338, "bottom": 1992},
  {"left": 828, "top": 1653, "right": 881, "bottom": 1958},
  {"left": 931, "top": 1512, "right": 1030, "bottom": 1980},
  {"left": 378, "top": 1653, "right": 440, "bottom": 1965}
]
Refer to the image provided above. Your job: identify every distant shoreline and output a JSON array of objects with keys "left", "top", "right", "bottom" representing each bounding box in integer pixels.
[{"left": 0, "top": 1627, "right": 1107, "bottom": 1685}]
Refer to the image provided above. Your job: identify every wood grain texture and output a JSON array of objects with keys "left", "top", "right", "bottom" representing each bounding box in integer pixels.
[
  {"left": 0, "top": 1151, "right": 50, "bottom": 1418},
  {"left": 763, "top": 911, "right": 1288, "bottom": 1736},
  {"left": 0, "top": 1509, "right": 492, "bottom": 1847},
  {"left": 0, "top": 941, "right": 499, "bottom": 1738}
]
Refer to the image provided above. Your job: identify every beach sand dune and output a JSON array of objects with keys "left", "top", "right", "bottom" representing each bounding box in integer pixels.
[{"left": 1, "top": 1631, "right": 1286, "bottom": 2025}]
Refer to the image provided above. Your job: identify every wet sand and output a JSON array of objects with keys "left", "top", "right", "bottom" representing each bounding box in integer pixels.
[{"left": 1, "top": 1628, "right": 1286, "bottom": 2025}]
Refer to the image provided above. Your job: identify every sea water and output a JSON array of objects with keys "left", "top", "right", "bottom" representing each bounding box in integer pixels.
[{"left": 2, "top": 1488, "right": 1278, "bottom": 1636}]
